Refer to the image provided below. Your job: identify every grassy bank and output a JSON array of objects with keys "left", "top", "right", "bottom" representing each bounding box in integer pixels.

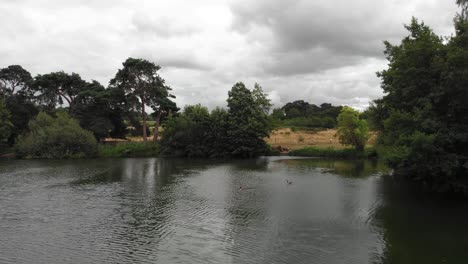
[
  {"left": 98, "top": 142, "right": 159, "bottom": 158},
  {"left": 289, "top": 146, "right": 377, "bottom": 159},
  {"left": 266, "top": 128, "right": 377, "bottom": 151}
]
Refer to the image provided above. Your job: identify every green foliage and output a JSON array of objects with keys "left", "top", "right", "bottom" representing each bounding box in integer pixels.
[
  {"left": 160, "top": 82, "right": 272, "bottom": 158},
  {"left": 336, "top": 107, "right": 370, "bottom": 151},
  {"left": 271, "top": 100, "right": 342, "bottom": 129},
  {"left": 226, "top": 82, "right": 272, "bottom": 157},
  {"left": 109, "top": 58, "right": 175, "bottom": 141},
  {"left": 160, "top": 104, "right": 215, "bottom": 157},
  {"left": 374, "top": 17, "right": 468, "bottom": 193},
  {"left": 15, "top": 112, "right": 97, "bottom": 158},
  {"left": 98, "top": 142, "right": 159, "bottom": 157},
  {"left": 0, "top": 65, "right": 34, "bottom": 97},
  {"left": 5, "top": 94, "right": 38, "bottom": 145},
  {"left": 34, "top": 71, "right": 87, "bottom": 111},
  {"left": 71, "top": 81, "right": 127, "bottom": 139},
  {"left": 289, "top": 146, "right": 377, "bottom": 159},
  {"left": 0, "top": 98, "right": 13, "bottom": 151}
]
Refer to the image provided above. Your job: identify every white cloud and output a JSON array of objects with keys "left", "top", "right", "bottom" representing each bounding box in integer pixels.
[{"left": 0, "top": 0, "right": 460, "bottom": 110}]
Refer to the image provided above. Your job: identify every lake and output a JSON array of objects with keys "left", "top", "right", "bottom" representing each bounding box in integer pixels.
[{"left": 1, "top": 157, "right": 468, "bottom": 264}]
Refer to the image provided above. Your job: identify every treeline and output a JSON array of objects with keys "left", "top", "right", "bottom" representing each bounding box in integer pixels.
[
  {"left": 367, "top": 6, "right": 468, "bottom": 193},
  {"left": 270, "top": 101, "right": 342, "bottom": 129},
  {"left": 160, "top": 83, "right": 273, "bottom": 158},
  {"left": 0, "top": 58, "right": 177, "bottom": 157},
  {"left": 0, "top": 58, "right": 275, "bottom": 158}
]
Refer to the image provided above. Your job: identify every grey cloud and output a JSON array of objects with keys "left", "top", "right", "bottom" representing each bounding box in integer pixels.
[
  {"left": 230, "top": 0, "right": 457, "bottom": 76},
  {"left": 0, "top": 0, "right": 460, "bottom": 111},
  {"left": 132, "top": 13, "right": 201, "bottom": 38}
]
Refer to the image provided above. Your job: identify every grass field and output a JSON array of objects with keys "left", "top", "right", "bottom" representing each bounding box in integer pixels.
[
  {"left": 123, "top": 127, "right": 377, "bottom": 151},
  {"left": 266, "top": 128, "right": 377, "bottom": 150}
]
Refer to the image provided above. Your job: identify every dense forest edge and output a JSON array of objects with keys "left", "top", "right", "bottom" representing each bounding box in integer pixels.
[{"left": 0, "top": 1, "right": 467, "bottom": 193}]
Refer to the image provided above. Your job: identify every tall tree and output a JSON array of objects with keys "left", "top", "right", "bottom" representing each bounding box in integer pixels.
[
  {"left": 336, "top": 106, "right": 369, "bottom": 151},
  {"left": 374, "top": 16, "right": 468, "bottom": 193},
  {"left": 227, "top": 82, "right": 271, "bottom": 157},
  {"left": 110, "top": 58, "right": 171, "bottom": 141},
  {"left": 0, "top": 65, "right": 34, "bottom": 97},
  {"left": 34, "top": 72, "right": 87, "bottom": 112}
]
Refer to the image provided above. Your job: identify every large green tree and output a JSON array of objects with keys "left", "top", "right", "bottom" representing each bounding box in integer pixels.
[
  {"left": 71, "top": 80, "right": 127, "bottom": 139},
  {"left": 160, "top": 82, "right": 273, "bottom": 158},
  {"left": 373, "top": 14, "right": 468, "bottom": 193},
  {"left": 109, "top": 58, "right": 172, "bottom": 141},
  {"left": 0, "top": 65, "right": 34, "bottom": 97},
  {"left": 226, "top": 82, "right": 271, "bottom": 157},
  {"left": 34, "top": 71, "right": 87, "bottom": 112},
  {"left": 336, "top": 106, "right": 369, "bottom": 151}
]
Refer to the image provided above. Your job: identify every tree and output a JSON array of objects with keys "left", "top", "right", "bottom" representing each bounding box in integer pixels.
[
  {"left": 15, "top": 112, "right": 97, "bottom": 158},
  {"left": 159, "top": 104, "right": 212, "bottom": 157},
  {"left": 336, "top": 106, "right": 369, "bottom": 151},
  {"left": 160, "top": 82, "right": 273, "bottom": 158},
  {"left": 34, "top": 72, "right": 87, "bottom": 112},
  {"left": 252, "top": 83, "right": 272, "bottom": 115},
  {"left": 0, "top": 98, "right": 13, "bottom": 151},
  {"left": 0, "top": 65, "right": 33, "bottom": 97},
  {"left": 271, "top": 108, "right": 285, "bottom": 120},
  {"left": 151, "top": 96, "right": 178, "bottom": 143},
  {"left": 226, "top": 82, "right": 272, "bottom": 157},
  {"left": 109, "top": 58, "right": 172, "bottom": 141},
  {"left": 373, "top": 15, "right": 468, "bottom": 193},
  {"left": 71, "top": 80, "right": 127, "bottom": 139},
  {"left": 5, "top": 94, "right": 38, "bottom": 145}
]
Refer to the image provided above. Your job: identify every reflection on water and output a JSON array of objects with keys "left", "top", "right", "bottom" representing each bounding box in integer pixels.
[{"left": 0, "top": 157, "right": 467, "bottom": 264}]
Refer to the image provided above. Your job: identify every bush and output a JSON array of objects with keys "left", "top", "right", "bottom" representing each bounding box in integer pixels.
[
  {"left": 15, "top": 112, "right": 98, "bottom": 158},
  {"left": 289, "top": 146, "right": 377, "bottom": 159},
  {"left": 98, "top": 142, "right": 159, "bottom": 157}
]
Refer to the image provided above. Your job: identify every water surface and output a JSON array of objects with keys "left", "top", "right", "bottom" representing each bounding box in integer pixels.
[{"left": 1, "top": 157, "right": 467, "bottom": 264}]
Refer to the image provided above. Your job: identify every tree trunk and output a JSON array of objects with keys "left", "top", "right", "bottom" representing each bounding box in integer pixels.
[
  {"left": 141, "top": 98, "right": 147, "bottom": 141},
  {"left": 153, "top": 112, "right": 162, "bottom": 144}
]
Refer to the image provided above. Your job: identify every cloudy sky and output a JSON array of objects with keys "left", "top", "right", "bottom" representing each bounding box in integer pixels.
[{"left": 0, "top": 0, "right": 459, "bottom": 110}]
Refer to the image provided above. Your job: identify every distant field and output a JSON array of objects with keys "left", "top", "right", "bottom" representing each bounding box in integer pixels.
[
  {"left": 266, "top": 128, "right": 377, "bottom": 150},
  {"left": 124, "top": 127, "right": 377, "bottom": 150}
]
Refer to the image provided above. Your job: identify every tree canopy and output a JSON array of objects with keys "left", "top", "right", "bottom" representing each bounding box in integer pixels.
[
  {"left": 336, "top": 107, "right": 369, "bottom": 151},
  {"left": 34, "top": 71, "right": 87, "bottom": 111},
  {"left": 109, "top": 58, "right": 175, "bottom": 141},
  {"left": 0, "top": 65, "right": 33, "bottom": 97},
  {"left": 160, "top": 82, "right": 272, "bottom": 158},
  {"left": 372, "top": 16, "right": 468, "bottom": 193}
]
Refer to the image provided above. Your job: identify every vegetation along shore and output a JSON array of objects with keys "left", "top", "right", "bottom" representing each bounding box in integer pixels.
[{"left": 1, "top": 1, "right": 467, "bottom": 194}]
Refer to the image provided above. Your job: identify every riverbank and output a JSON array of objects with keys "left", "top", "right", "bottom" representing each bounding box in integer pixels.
[
  {"left": 289, "top": 146, "right": 378, "bottom": 159},
  {"left": 98, "top": 142, "right": 159, "bottom": 158}
]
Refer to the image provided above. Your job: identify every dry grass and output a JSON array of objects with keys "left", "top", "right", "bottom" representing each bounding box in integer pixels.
[
  {"left": 125, "top": 127, "right": 378, "bottom": 151},
  {"left": 266, "top": 128, "right": 377, "bottom": 150}
]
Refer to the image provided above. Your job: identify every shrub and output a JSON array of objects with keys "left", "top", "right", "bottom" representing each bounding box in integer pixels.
[{"left": 15, "top": 112, "right": 98, "bottom": 158}]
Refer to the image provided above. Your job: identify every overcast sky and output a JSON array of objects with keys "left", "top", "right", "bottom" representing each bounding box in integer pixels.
[{"left": 0, "top": 0, "right": 459, "bottom": 110}]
